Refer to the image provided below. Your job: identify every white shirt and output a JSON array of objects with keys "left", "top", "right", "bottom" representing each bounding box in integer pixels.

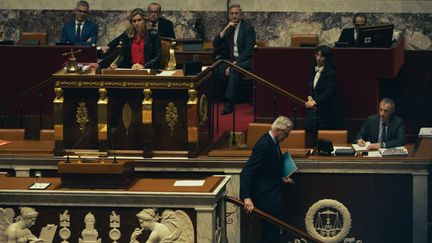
[
  {"left": 268, "top": 131, "right": 277, "bottom": 144},
  {"left": 233, "top": 21, "right": 241, "bottom": 58},
  {"left": 75, "top": 20, "right": 85, "bottom": 37},
  {"left": 313, "top": 66, "right": 324, "bottom": 89}
]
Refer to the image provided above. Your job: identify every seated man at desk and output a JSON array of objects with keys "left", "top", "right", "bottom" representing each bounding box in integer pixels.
[
  {"left": 59, "top": 0, "right": 98, "bottom": 46},
  {"left": 337, "top": 12, "right": 367, "bottom": 47},
  {"left": 355, "top": 97, "right": 406, "bottom": 150},
  {"left": 101, "top": 2, "right": 175, "bottom": 54}
]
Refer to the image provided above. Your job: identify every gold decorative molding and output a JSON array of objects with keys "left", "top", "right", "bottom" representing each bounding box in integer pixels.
[
  {"left": 166, "top": 41, "right": 177, "bottom": 71},
  {"left": 76, "top": 101, "right": 89, "bottom": 134},
  {"left": 142, "top": 89, "right": 152, "bottom": 124},
  {"left": 54, "top": 87, "right": 64, "bottom": 103},
  {"left": 98, "top": 88, "right": 108, "bottom": 105},
  {"left": 165, "top": 102, "right": 178, "bottom": 136},
  {"left": 122, "top": 102, "right": 132, "bottom": 135},
  {"left": 56, "top": 80, "right": 196, "bottom": 89},
  {"left": 98, "top": 88, "right": 108, "bottom": 141},
  {"left": 199, "top": 94, "right": 208, "bottom": 127},
  {"left": 187, "top": 89, "right": 198, "bottom": 105}
]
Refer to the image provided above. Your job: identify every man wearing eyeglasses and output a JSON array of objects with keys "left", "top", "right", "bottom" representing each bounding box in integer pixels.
[
  {"left": 59, "top": 0, "right": 98, "bottom": 46},
  {"left": 101, "top": 2, "right": 175, "bottom": 54}
]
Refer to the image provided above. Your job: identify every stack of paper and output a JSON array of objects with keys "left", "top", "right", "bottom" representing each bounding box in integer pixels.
[
  {"left": 419, "top": 128, "right": 432, "bottom": 138},
  {"left": 352, "top": 142, "right": 371, "bottom": 152}
]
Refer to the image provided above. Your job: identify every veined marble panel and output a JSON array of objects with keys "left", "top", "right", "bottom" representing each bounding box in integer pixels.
[
  {"left": 0, "top": 10, "right": 431, "bottom": 50},
  {"left": 1, "top": 0, "right": 432, "bottom": 13}
]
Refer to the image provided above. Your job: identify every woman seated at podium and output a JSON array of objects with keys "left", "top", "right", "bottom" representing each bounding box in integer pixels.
[
  {"left": 304, "top": 45, "right": 344, "bottom": 140},
  {"left": 110, "top": 8, "right": 162, "bottom": 70}
]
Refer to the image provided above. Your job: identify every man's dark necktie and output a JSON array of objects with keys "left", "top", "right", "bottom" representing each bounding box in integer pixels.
[
  {"left": 76, "top": 23, "right": 82, "bottom": 42},
  {"left": 381, "top": 123, "right": 387, "bottom": 143}
]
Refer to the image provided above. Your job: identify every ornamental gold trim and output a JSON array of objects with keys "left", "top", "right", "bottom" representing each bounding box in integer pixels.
[
  {"left": 165, "top": 102, "right": 178, "bottom": 136},
  {"left": 122, "top": 102, "right": 132, "bottom": 135},
  {"left": 76, "top": 101, "right": 89, "bottom": 134},
  {"left": 57, "top": 80, "right": 195, "bottom": 89},
  {"left": 199, "top": 94, "right": 208, "bottom": 127}
]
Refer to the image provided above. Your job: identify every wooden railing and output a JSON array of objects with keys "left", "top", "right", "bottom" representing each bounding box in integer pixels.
[{"left": 224, "top": 196, "right": 324, "bottom": 243}]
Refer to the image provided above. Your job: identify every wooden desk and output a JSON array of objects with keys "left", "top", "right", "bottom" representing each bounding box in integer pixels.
[
  {"left": 0, "top": 174, "right": 230, "bottom": 243},
  {"left": 52, "top": 67, "right": 214, "bottom": 157}
]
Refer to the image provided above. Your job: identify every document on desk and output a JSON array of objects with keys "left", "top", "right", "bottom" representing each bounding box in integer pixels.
[
  {"left": 352, "top": 142, "right": 371, "bottom": 152},
  {"left": 364, "top": 151, "right": 382, "bottom": 157},
  {"left": 174, "top": 180, "right": 205, "bottom": 187},
  {"left": 157, "top": 70, "right": 176, "bottom": 76}
]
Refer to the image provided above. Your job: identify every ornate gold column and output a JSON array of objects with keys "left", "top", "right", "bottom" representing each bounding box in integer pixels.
[
  {"left": 142, "top": 89, "right": 153, "bottom": 157},
  {"left": 166, "top": 41, "right": 177, "bottom": 71},
  {"left": 187, "top": 89, "right": 198, "bottom": 156},
  {"left": 97, "top": 88, "right": 108, "bottom": 152},
  {"left": 53, "top": 87, "right": 64, "bottom": 156}
]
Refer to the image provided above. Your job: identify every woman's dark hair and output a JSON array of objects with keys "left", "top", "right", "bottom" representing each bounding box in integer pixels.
[{"left": 313, "top": 45, "right": 336, "bottom": 71}]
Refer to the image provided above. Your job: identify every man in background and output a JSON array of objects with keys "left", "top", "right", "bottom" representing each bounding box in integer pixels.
[
  {"left": 240, "top": 116, "right": 293, "bottom": 243},
  {"left": 101, "top": 2, "right": 175, "bottom": 54},
  {"left": 59, "top": 0, "right": 98, "bottom": 46},
  {"left": 356, "top": 97, "right": 406, "bottom": 150},
  {"left": 337, "top": 12, "right": 367, "bottom": 47},
  {"left": 213, "top": 4, "right": 256, "bottom": 115}
]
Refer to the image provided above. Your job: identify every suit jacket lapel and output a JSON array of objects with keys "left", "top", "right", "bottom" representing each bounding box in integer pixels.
[{"left": 237, "top": 21, "right": 245, "bottom": 51}]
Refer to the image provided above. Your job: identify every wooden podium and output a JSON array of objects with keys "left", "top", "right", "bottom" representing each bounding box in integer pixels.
[
  {"left": 57, "top": 160, "right": 135, "bottom": 188},
  {"left": 52, "top": 68, "right": 213, "bottom": 157}
]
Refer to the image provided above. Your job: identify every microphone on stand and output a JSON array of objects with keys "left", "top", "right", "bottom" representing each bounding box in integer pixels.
[
  {"left": 109, "top": 127, "right": 117, "bottom": 164},
  {"left": 66, "top": 127, "right": 92, "bottom": 163}
]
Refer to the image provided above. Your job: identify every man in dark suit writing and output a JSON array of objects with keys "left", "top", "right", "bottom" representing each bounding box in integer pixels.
[
  {"left": 59, "top": 0, "right": 98, "bottom": 46},
  {"left": 213, "top": 4, "right": 256, "bottom": 115},
  {"left": 356, "top": 97, "right": 406, "bottom": 150},
  {"left": 337, "top": 13, "right": 367, "bottom": 47},
  {"left": 240, "top": 116, "right": 293, "bottom": 243}
]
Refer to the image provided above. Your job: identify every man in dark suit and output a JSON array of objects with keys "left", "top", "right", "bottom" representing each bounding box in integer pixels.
[
  {"left": 356, "top": 97, "right": 406, "bottom": 150},
  {"left": 337, "top": 13, "right": 367, "bottom": 47},
  {"left": 59, "top": 0, "right": 98, "bottom": 46},
  {"left": 240, "top": 116, "right": 293, "bottom": 243},
  {"left": 213, "top": 4, "right": 256, "bottom": 115},
  {"left": 101, "top": 2, "right": 175, "bottom": 54}
]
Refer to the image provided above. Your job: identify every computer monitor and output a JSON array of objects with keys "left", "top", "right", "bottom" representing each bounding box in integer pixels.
[{"left": 357, "top": 24, "right": 394, "bottom": 48}]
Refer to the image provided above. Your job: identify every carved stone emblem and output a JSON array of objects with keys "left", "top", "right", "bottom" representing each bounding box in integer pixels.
[{"left": 305, "top": 199, "right": 352, "bottom": 243}]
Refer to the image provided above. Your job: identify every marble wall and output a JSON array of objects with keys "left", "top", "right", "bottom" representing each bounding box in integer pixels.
[{"left": 1, "top": 1, "right": 431, "bottom": 49}]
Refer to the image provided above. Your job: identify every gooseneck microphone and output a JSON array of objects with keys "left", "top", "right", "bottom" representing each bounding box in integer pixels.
[{"left": 66, "top": 127, "right": 92, "bottom": 163}]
